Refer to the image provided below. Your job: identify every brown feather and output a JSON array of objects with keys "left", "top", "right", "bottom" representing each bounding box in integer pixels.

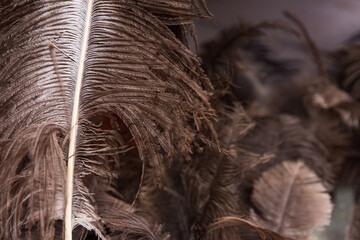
[
  {"left": 183, "top": 103, "right": 273, "bottom": 239},
  {"left": 0, "top": 0, "right": 215, "bottom": 238},
  {"left": 208, "top": 217, "right": 291, "bottom": 240},
  {"left": 249, "top": 161, "right": 332, "bottom": 239}
]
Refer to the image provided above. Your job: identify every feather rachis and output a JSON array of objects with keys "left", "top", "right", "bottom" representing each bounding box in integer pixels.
[{"left": 65, "top": 0, "right": 93, "bottom": 239}]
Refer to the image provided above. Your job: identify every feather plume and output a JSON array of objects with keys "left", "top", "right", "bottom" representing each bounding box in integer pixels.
[
  {"left": 197, "top": 12, "right": 351, "bottom": 239},
  {"left": 136, "top": 162, "right": 191, "bottom": 240},
  {"left": 0, "top": 0, "right": 215, "bottom": 238},
  {"left": 249, "top": 161, "right": 332, "bottom": 239},
  {"left": 237, "top": 115, "right": 335, "bottom": 190},
  {"left": 183, "top": 103, "right": 274, "bottom": 239},
  {"left": 284, "top": 11, "right": 360, "bottom": 132},
  {"left": 200, "top": 21, "right": 298, "bottom": 109},
  {"left": 94, "top": 187, "right": 169, "bottom": 240}
]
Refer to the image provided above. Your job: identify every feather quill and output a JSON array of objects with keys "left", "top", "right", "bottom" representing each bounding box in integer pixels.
[{"left": 65, "top": 1, "right": 93, "bottom": 238}]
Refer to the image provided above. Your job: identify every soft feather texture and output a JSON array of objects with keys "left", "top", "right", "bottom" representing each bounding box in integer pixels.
[
  {"left": 196, "top": 17, "right": 342, "bottom": 239},
  {"left": 236, "top": 115, "right": 336, "bottom": 190},
  {"left": 183, "top": 103, "right": 276, "bottom": 240},
  {"left": 249, "top": 161, "right": 332, "bottom": 239},
  {"left": 197, "top": 10, "right": 359, "bottom": 240},
  {"left": 95, "top": 190, "right": 169, "bottom": 240},
  {"left": 200, "top": 22, "right": 298, "bottom": 110},
  {"left": 332, "top": 32, "right": 360, "bottom": 240},
  {"left": 200, "top": 14, "right": 351, "bottom": 183},
  {"left": 4, "top": 2, "right": 360, "bottom": 239},
  {"left": 136, "top": 162, "right": 191, "bottom": 240},
  {"left": 208, "top": 217, "right": 291, "bottom": 240},
  {"left": 0, "top": 0, "right": 215, "bottom": 239}
]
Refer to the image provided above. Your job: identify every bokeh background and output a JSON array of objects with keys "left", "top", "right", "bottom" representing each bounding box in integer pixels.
[
  {"left": 196, "top": 0, "right": 360, "bottom": 50},
  {"left": 194, "top": 1, "right": 360, "bottom": 239}
]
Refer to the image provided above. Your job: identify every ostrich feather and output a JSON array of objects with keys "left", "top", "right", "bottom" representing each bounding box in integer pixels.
[
  {"left": 330, "top": 34, "right": 360, "bottom": 240},
  {"left": 200, "top": 21, "right": 298, "bottom": 109},
  {"left": 183, "top": 103, "right": 275, "bottom": 240},
  {"left": 94, "top": 185, "right": 169, "bottom": 240},
  {"left": 0, "top": 0, "right": 215, "bottom": 239},
  {"left": 237, "top": 115, "right": 335, "bottom": 190},
  {"left": 134, "top": 160, "right": 191, "bottom": 240},
  {"left": 284, "top": 11, "right": 360, "bottom": 132},
  {"left": 329, "top": 42, "right": 360, "bottom": 129},
  {"left": 249, "top": 161, "right": 332, "bottom": 239}
]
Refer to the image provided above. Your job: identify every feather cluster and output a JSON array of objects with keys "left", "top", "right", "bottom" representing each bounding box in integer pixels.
[
  {"left": 198, "top": 11, "right": 360, "bottom": 240},
  {"left": 1, "top": 1, "right": 360, "bottom": 240}
]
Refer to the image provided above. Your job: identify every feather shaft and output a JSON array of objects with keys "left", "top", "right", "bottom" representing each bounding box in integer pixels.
[
  {"left": 275, "top": 161, "right": 301, "bottom": 232},
  {"left": 65, "top": 1, "right": 93, "bottom": 239}
]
